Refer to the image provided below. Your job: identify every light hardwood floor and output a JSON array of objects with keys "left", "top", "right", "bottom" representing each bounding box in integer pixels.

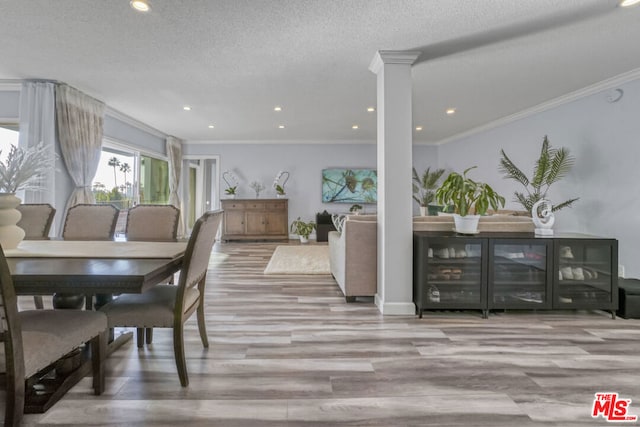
[{"left": 14, "top": 241, "right": 640, "bottom": 426}]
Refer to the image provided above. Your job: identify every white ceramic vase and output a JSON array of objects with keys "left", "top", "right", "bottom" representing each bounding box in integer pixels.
[
  {"left": 453, "top": 214, "right": 480, "bottom": 234},
  {"left": 419, "top": 206, "right": 427, "bottom": 217},
  {"left": 299, "top": 236, "right": 309, "bottom": 243},
  {"left": 0, "top": 193, "right": 25, "bottom": 249}
]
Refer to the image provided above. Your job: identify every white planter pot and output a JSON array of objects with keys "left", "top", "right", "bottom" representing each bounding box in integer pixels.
[
  {"left": 276, "top": 194, "right": 286, "bottom": 199},
  {"left": 419, "top": 206, "right": 427, "bottom": 217},
  {"left": 299, "top": 236, "right": 309, "bottom": 243},
  {"left": 0, "top": 193, "right": 25, "bottom": 249},
  {"left": 453, "top": 214, "right": 480, "bottom": 234},
  {"left": 227, "top": 194, "right": 236, "bottom": 199}
]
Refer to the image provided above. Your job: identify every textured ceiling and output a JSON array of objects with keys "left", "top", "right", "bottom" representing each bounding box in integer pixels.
[{"left": 1, "top": 0, "right": 639, "bottom": 143}]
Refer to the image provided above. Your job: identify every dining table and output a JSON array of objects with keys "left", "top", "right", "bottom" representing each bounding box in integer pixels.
[{"left": 4, "top": 239, "right": 188, "bottom": 414}]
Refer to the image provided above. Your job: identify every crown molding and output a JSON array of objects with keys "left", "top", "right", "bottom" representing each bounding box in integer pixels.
[
  {"left": 0, "top": 80, "right": 22, "bottom": 91},
  {"left": 435, "top": 67, "right": 640, "bottom": 146},
  {"left": 369, "top": 50, "right": 421, "bottom": 74},
  {"left": 105, "top": 107, "right": 168, "bottom": 139},
  {"left": 184, "top": 139, "right": 376, "bottom": 145}
]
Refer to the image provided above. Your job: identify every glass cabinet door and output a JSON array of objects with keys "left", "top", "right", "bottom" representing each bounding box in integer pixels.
[
  {"left": 489, "top": 240, "right": 553, "bottom": 310},
  {"left": 413, "top": 235, "right": 487, "bottom": 318},
  {"left": 554, "top": 240, "right": 617, "bottom": 309}
]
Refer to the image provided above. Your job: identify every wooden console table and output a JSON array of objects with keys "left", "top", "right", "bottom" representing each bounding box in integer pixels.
[{"left": 221, "top": 198, "right": 288, "bottom": 241}]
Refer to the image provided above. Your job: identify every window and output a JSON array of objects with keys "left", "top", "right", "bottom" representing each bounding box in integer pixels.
[
  {"left": 0, "top": 124, "right": 19, "bottom": 163},
  {"left": 93, "top": 146, "right": 137, "bottom": 210},
  {"left": 140, "top": 154, "right": 169, "bottom": 204},
  {"left": 92, "top": 142, "right": 169, "bottom": 207}
]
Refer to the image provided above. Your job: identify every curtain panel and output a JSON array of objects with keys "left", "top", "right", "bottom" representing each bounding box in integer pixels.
[
  {"left": 166, "top": 136, "right": 184, "bottom": 237},
  {"left": 55, "top": 84, "right": 105, "bottom": 213},
  {"left": 18, "top": 81, "right": 56, "bottom": 206}
]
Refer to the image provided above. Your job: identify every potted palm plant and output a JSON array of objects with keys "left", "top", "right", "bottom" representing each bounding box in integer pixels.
[
  {"left": 435, "top": 166, "right": 505, "bottom": 234},
  {"left": 412, "top": 167, "right": 445, "bottom": 216},
  {"left": 498, "top": 135, "right": 578, "bottom": 214},
  {"left": 290, "top": 217, "right": 316, "bottom": 243}
]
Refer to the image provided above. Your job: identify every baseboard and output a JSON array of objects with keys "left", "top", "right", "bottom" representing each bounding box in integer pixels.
[{"left": 374, "top": 294, "right": 415, "bottom": 315}]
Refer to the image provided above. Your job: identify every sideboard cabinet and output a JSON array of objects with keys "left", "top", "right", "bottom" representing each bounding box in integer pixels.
[
  {"left": 413, "top": 231, "right": 618, "bottom": 318},
  {"left": 221, "top": 199, "right": 288, "bottom": 241}
]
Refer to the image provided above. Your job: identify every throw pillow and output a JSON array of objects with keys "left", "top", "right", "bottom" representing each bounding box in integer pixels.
[{"left": 331, "top": 214, "right": 346, "bottom": 233}]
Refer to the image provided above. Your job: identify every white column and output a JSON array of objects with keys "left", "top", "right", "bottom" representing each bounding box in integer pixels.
[{"left": 369, "top": 50, "right": 420, "bottom": 315}]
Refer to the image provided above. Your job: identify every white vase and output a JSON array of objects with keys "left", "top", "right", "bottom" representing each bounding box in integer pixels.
[
  {"left": 299, "top": 236, "right": 309, "bottom": 243},
  {"left": 453, "top": 214, "right": 480, "bottom": 234},
  {"left": 0, "top": 193, "right": 25, "bottom": 249},
  {"left": 419, "top": 206, "right": 427, "bottom": 216}
]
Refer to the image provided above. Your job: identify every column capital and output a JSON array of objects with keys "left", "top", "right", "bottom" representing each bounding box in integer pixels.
[{"left": 368, "top": 50, "right": 421, "bottom": 74}]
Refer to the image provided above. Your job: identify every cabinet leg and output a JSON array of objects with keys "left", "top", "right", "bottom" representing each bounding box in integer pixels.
[
  {"left": 418, "top": 309, "right": 423, "bottom": 319},
  {"left": 482, "top": 310, "right": 488, "bottom": 319},
  {"left": 611, "top": 310, "right": 616, "bottom": 320}
]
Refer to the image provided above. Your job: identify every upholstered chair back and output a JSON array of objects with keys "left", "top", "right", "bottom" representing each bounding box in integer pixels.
[
  {"left": 176, "top": 210, "right": 222, "bottom": 315},
  {"left": 16, "top": 203, "right": 56, "bottom": 240},
  {"left": 62, "top": 204, "right": 119, "bottom": 241},
  {"left": 126, "top": 204, "right": 180, "bottom": 242}
]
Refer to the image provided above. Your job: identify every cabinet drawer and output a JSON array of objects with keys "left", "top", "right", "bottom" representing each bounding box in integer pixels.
[
  {"left": 245, "top": 202, "right": 265, "bottom": 210},
  {"left": 222, "top": 202, "right": 244, "bottom": 210},
  {"left": 266, "top": 202, "right": 286, "bottom": 210}
]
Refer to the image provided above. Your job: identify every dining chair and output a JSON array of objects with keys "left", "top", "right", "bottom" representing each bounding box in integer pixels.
[
  {"left": 100, "top": 209, "right": 223, "bottom": 387},
  {"left": 16, "top": 203, "right": 57, "bottom": 309},
  {"left": 124, "top": 204, "right": 180, "bottom": 345},
  {"left": 62, "top": 204, "right": 119, "bottom": 241},
  {"left": 125, "top": 204, "right": 180, "bottom": 242},
  {"left": 60, "top": 204, "right": 119, "bottom": 310},
  {"left": 16, "top": 203, "right": 56, "bottom": 240},
  {"left": 0, "top": 244, "right": 108, "bottom": 426}
]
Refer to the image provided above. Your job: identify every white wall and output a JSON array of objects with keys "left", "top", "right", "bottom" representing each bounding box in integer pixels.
[
  {"left": 0, "top": 90, "right": 20, "bottom": 119},
  {"left": 183, "top": 142, "right": 439, "bottom": 230},
  {"left": 438, "top": 78, "right": 640, "bottom": 277}
]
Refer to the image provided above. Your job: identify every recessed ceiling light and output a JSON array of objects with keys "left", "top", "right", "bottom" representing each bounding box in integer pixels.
[
  {"left": 274, "top": 106, "right": 282, "bottom": 112},
  {"left": 208, "top": 125, "right": 215, "bottom": 129},
  {"left": 446, "top": 108, "right": 456, "bottom": 115},
  {"left": 415, "top": 126, "right": 423, "bottom": 131},
  {"left": 367, "top": 107, "right": 375, "bottom": 112},
  {"left": 130, "top": 0, "right": 151, "bottom": 12},
  {"left": 183, "top": 106, "right": 192, "bottom": 111},
  {"left": 620, "top": 0, "right": 640, "bottom": 7},
  {"left": 278, "top": 125, "right": 285, "bottom": 129},
  {"left": 352, "top": 125, "right": 359, "bottom": 129}
]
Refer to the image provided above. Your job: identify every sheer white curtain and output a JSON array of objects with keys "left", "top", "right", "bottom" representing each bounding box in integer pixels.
[
  {"left": 167, "top": 136, "right": 185, "bottom": 237},
  {"left": 18, "top": 81, "right": 56, "bottom": 205},
  {"left": 55, "top": 84, "right": 105, "bottom": 212}
]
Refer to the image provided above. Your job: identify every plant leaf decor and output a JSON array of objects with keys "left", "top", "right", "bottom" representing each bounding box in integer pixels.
[{"left": 499, "top": 135, "right": 578, "bottom": 214}]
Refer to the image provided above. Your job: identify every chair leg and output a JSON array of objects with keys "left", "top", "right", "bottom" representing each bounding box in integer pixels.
[
  {"left": 173, "top": 324, "right": 188, "bottom": 387},
  {"left": 136, "top": 328, "right": 145, "bottom": 348},
  {"left": 33, "top": 295, "right": 44, "bottom": 309},
  {"left": 145, "top": 327, "right": 153, "bottom": 344},
  {"left": 5, "top": 365, "right": 25, "bottom": 426},
  {"left": 91, "top": 330, "right": 107, "bottom": 395},
  {"left": 197, "top": 299, "right": 209, "bottom": 348}
]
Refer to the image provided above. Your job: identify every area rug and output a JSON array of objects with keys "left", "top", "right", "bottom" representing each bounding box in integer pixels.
[{"left": 264, "top": 245, "right": 331, "bottom": 275}]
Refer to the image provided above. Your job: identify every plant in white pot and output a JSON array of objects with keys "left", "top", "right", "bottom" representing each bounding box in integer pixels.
[
  {"left": 412, "top": 167, "right": 445, "bottom": 216},
  {"left": 435, "top": 166, "right": 505, "bottom": 234},
  {"left": 290, "top": 217, "right": 316, "bottom": 243},
  {"left": 0, "top": 142, "right": 53, "bottom": 248},
  {"left": 222, "top": 170, "right": 239, "bottom": 199}
]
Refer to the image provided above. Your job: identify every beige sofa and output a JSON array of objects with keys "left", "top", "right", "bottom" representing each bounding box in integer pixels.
[
  {"left": 328, "top": 216, "right": 377, "bottom": 302},
  {"left": 328, "top": 213, "right": 534, "bottom": 302}
]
